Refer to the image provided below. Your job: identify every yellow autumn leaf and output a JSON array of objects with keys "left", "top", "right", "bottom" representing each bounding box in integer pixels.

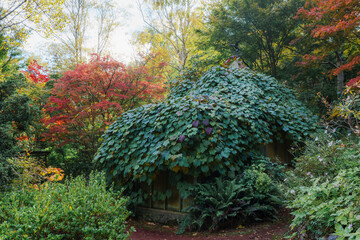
[{"left": 172, "top": 165, "right": 181, "bottom": 173}]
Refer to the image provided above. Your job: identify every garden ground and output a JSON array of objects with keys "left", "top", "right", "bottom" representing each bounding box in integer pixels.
[{"left": 129, "top": 208, "right": 291, "bottom": 240}]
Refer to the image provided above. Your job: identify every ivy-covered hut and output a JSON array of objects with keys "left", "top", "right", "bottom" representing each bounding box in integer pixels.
[{"left": 95, "top": 64, "right": 317, "bottom": 214}]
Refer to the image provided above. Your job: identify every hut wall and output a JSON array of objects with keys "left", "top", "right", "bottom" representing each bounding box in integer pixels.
[
  {"left": 258, "top": 138, "right": 292, "bottom": 164},
  {"left": 139, "top": 173, "right": 195, "bottom": 212},
  {"left": 140, "top": 138, "right": 292, "bottom": 213}
]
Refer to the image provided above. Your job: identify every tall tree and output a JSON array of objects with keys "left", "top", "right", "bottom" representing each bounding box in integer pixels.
[
  {"left": 50, "top": 0, "right": 91, "bottom": 69},
  {"left": 94, "top": 0, "right": 120, "bottom": 55},
  {"left": 0, "top": 0, "right": 66, "bottom": 38},
  {"left": 48, "top": 0, "right": 120, "bottom": 73},
  {"left": 296, "top": 0, "right": 360, "bottom": 94},
  {"left": 135, "top": 0, "right": 202, "bottom": 75},
  {"left": 201, "top": 0, "right": 303, "bottom": 78}
]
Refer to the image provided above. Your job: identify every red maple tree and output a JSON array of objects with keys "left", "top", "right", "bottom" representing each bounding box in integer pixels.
[
  {"left": 296, "top": 0, "right": 360, "bottom": 92},
  {"left": 43, "top": 54, "right": 166, "bottom": 157}
]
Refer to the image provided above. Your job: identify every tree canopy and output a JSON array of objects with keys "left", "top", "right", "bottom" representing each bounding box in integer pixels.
[
  {"left": 296, "top": 0, "right": 360, "bottom": 94},
  {"left": 199, "top": 0, "right": 303, "bottom": 78}
]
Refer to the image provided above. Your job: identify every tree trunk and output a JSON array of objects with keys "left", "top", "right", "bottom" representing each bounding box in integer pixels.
[
  {"left": 336, "top": 51, "right": 344, "bottom": 96},
  {"left": 337, "top": 70, "right": 344, "bottom": 96}
]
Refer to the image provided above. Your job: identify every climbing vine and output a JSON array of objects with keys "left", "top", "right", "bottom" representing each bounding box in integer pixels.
[{"left": 95, "top": 65, "right": 317, "bottom": 205}]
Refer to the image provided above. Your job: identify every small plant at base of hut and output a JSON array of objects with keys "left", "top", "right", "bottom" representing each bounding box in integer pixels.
[{"left": 178, "top": 164, "right": 283, "bottom": 233}]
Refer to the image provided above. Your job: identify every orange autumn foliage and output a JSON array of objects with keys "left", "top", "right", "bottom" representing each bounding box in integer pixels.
[
  {"left": 41, "top": 167, "right": 65, "bottom": 182},
  {"left": 9, "top": 155, "right": 65, "bottom": 189}
]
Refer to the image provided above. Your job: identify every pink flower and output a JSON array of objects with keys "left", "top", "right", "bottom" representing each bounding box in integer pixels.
[
  {"left": 192, "top": 120, "right": 199, "bottom": 127},
  {"left": 205, "top": 127, "right": 213, "bottom": 135},
  {"left": 178, "top": 135, "right": 185, "bottom": 142},
  {"left": 202, "top": 119, "right": 210, "bottom": 126}
]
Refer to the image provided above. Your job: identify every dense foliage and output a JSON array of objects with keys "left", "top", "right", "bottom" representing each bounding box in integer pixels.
[
  {"left": 178, "top": 161, "right": 284, "bottom": 233},
  {"left": 95, "top": 65, "right": 317, "bottom": 206},
  {"left": 199, "top": 0, "right": 344, "bottom": 113},
  {"left": 0, "top": 66, "right": 40, "bottom": 189},
  {"left": 0, "top": 172, "right": 131, "bottom": 239},
  {"left": 200, "top": 0, "right": 304, "bottom": 78},
  {"left": 289, "top": 166, "right": 360, "bottom": 239},
  {"left": 284, "top": 128, "right": 360, "bottom": 239},
  {"left": 3, "top": 0, "right": 360, "bottom": 237}
]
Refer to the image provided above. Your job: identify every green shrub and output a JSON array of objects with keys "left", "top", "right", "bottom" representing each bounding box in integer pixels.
[
  {"left": 284, "top": 129, "right": 360, "bottom": 239},
  {"left": 282, "top": 132, "right": 359, "bottom": 198},
  {"left": 0, "top": 172, "right": 131, "bottom": 240},
  {"left": 293, "top": 131, "right": 360, "bottom": 181},
  {"left": 178, "top": 163, "right": 283, "bottom": 233},
  {"left": 289, "top": 167, "right": 360, "bottom": 239}
]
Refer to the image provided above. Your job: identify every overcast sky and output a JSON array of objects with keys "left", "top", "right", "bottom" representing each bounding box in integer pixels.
[{"left": 23, "top": 0, "right": 145, "bottom": 64}]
